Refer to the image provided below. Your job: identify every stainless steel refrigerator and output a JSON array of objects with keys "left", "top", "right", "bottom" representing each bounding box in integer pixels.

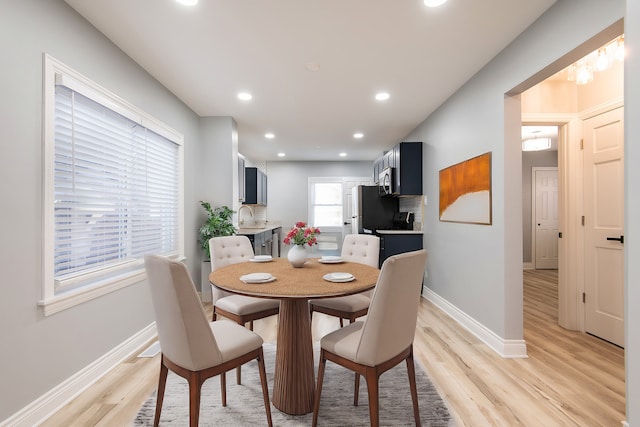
[{"left": 351, "top": 185, "right": 398, "bottom": 234}]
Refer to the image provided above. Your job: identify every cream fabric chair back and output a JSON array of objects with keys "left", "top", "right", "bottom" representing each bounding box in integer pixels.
[
  {"left": 341, "top": 234, "right": 380, "bottom": 268},
  {"left": 209, "top": 235, "right": 255, "bottom": 302},
  {"left": 354, "top": 250, "right": 427, "bottom": 366},
  {"left": 144, "top": 255, "right": 223, "bottom": 371}
]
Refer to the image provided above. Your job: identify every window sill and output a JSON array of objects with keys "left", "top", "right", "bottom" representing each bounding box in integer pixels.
[{"left": 39, "top": 270, "right": 146, "bottom": 316}]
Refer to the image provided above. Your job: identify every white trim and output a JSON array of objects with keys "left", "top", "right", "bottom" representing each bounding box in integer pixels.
[
  {"left": 422, "top": 287, "right": 528, "bottom": 358},
  {"left": 522, "top": 116, "right": 583, "bottom": 331},
  {"left": 578, "top": 97, "right": 624, "bottom": 121},
  {"left": 0, "top": 324, "right": 157, "bottom": 427},
  {"left": 523, "top": 262, "right": 534, "bottom": 270},
  {"left": 39, "top": 271, "right": 146, "bottom": 316}
]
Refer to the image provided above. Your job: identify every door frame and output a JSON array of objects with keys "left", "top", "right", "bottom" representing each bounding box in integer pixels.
[
  {"left": 523, "top": 114, "right": 580, "bottom": 331},
  {"left": 531, "top": 166, "right": 559, "bottom": 269},
  {"left": 523, "top": 98, "right": 624, "bottom": 333}
]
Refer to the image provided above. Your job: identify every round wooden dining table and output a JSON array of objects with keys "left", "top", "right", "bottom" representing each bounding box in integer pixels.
[{"left": 209, "top": 257, "right": 380, "bottom": 415}]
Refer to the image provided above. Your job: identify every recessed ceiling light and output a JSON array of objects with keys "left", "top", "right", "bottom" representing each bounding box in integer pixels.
[
  {"left": 339, "top": 152, "right": 347, "bottom": 157},
  {"left": 424, "top": 0, "right": 447, "bottom": 7},
  {"left": 353, "top": 132, "right": 364, "bottom": 139},
  {"left": 237, "top": 92, "right": 252, "bottom": 101},
  {"left": 176, "top": 0, "right": 198, "bottom": 5},
  {"left": 277, "top": 152, "right": 286, "bottom": 157},
  {"left": 265, "top": 133, "right": 275, "bottom": 139},
  {"left": 375, "top": 92, "right": 390, "bottom": 101}
]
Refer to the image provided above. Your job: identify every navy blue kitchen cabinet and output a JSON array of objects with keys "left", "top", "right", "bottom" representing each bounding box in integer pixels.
[
  {"left": 244, "top": 167, "right": 267, "bottom": 205},
  {"left": 379, "top": 233, "right": 423, "bottom": 267}
]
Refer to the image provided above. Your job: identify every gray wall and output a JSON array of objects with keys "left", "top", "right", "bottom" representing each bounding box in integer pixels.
[
  {"left": 522, "top": 151, "right": 558, "bottom": 264},
  {"left": 406, "top": 0, "right": 624, "bottom": 339},
  {"left": 405, "top": 0, "right": 637, "bottom": 421},
  {"left": 0, "top": 0, "right": 206, "bottom": 419},
  {"left": 266, "top": 161, "right": 372, "bottom": 232}
]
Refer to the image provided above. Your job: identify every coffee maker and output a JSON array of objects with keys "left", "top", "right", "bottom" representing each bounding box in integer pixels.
[{"left": 392, "top": 211, "right": 415, "bottom": 230}]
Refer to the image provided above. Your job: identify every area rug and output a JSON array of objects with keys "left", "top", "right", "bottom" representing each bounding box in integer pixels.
[{"left": 133, "top": 344, "right": 452, "bottom": 426}]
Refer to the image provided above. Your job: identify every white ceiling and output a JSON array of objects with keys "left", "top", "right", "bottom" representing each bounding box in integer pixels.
[{"left": 64, "top": 0, "right": 556, "bottom": 161}]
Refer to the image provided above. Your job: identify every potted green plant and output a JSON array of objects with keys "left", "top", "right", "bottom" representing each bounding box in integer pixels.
[{"left": 198, "top": 201, "right": 236, "bottom": 259}]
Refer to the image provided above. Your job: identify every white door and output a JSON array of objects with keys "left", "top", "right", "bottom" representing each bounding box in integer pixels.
[
  {"left": 533, "top": 168, "right": 559, "bottom": 269},
  {"left": 309, "top": 177, "right": 370, "bottom": 256},
  {"left": 583, "top": 107, "right": 624, "bottom": 347}
]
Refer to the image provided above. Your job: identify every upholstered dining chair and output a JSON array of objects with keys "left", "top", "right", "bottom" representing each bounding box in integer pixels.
[
  {"left": 209, "top": 235, "right": 280, "bottom": 384},
  {"left": 309, "top": 234, "right": 380, "bottom": 326},
  {"left": 312, "top": 249, "right": 428, "bottom": 427},
  {"left": 144, "top": 255, "right": 273, "bottom": 427}
]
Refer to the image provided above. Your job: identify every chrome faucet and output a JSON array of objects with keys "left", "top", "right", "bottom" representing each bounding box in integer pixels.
[{"left": 238, "top": 205, "right": 254, "bottom": 225}]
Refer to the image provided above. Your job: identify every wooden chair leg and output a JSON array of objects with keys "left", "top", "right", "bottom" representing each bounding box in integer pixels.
[
  {"left": 365, "top": 368, "right": 380, "bottom": 427},
  {"left": 154, "top": 357, "right": 169, "bottom": 427},
  {"left": 406, "top": 348, "right": 422, "bottom": 427},
  {"left": 312, "top": 350, "right": 328, "bottom": 427},
  {"left": 220, "top": 371, "right": 227, "bottom": 407},
  {"left": 339, "top": 317, "right": 344, "bottom": 328},
  {"left": 187, "top": 373, "right": 202, "bottom": 427},
  {"left": 237, "top": 319, "right": 246, "bottom": 384},
  {"left": 257, "top": 348, "right": 274, "bottom": 427},
  {"left": 353, "top": 373, "right": 360, "bottom": 406}
]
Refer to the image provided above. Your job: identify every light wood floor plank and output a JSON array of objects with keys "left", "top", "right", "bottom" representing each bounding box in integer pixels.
[{"left": 42, "top": 270, "right": 626, "bottom": 426}]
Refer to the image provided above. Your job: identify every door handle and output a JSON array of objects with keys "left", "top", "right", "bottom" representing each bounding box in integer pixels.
[
  {"left": 344, "top": 221, "right": 351, "bottom": 225},
  {"left": 606, "top": 235, "right": 624, "bottom": 244}
]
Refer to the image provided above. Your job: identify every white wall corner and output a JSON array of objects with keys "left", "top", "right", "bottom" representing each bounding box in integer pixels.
[
  {"left": 1, "top": 323, "right": 157, "bottom": 427},
  {"left": 422, "top": 286, "right": 528, "bottom": 359}
]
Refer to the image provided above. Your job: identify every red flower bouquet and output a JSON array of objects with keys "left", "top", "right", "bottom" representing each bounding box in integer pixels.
[{"left": 283, "top": 221, "right": 320, "bottom": 246}]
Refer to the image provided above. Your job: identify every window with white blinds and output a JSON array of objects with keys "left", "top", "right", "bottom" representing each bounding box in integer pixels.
[{"left": 41, "top": 55, "right": 184, "bottom": 314}]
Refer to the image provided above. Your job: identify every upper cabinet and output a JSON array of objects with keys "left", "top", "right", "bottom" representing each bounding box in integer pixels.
[
  {"left": 244, "top": 167, "right": 267, "bottom": 205},
  {"left": 373, "top": 142, "right": 422, "bottom": 196},
  {"left": 393, "top": 141, "right": 422, "bottom": 196}
]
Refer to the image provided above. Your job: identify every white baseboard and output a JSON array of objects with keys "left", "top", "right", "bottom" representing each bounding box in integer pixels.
[
  {"left": 523, "top": 262, "right": 534, "bottom": 270},
  {"left": 1, "top": 323, "right": 157, "bottom": 427},
  {"left": 422, "top": 287, "right": 528, "bottom": 358}
]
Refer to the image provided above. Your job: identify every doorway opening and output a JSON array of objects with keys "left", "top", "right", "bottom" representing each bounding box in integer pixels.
[{"left": 515, "top": 23, "right": 624, "bottom": 402}]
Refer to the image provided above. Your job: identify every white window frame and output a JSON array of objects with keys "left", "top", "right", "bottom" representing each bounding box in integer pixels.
[
  {"left": 308, "top": 178, "right": 344, "bottom": 232},
  {"left": 39, "top": 54, "right": 184, "bottom": 316}
]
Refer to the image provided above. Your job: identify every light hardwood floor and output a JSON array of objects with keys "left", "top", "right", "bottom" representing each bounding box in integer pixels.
[{"left": 42, "top": 269, "right": 625, "bottom": 426}]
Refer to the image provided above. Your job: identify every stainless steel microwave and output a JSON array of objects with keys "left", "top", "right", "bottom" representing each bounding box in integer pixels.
[{"left": 378, "top": 167, "right": 394, "bottom": 195}]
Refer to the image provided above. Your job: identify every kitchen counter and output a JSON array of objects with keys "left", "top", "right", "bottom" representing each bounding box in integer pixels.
[
  {"left": 376, "top": 229, "right": 423, "bottom": 235},
  {"left": 236, "top": 224, "right": 282, "bottom": 235}
]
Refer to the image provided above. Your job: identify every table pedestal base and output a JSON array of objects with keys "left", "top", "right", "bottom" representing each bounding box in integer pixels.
[{"left": 272, "top": 299, "right": 315, "bottom": 415}]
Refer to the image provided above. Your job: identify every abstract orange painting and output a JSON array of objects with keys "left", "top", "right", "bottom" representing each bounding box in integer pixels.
[{"left": 439, "top": 152, "right": 492, "bottom": 225}]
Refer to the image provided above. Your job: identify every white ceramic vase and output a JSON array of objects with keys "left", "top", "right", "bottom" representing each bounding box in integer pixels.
[{"left": 287, "top": 244, "right": 308, "bottom": 268}]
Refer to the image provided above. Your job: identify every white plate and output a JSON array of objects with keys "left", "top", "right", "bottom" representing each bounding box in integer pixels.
[
  {"left": 323, "top": 272, "right": 355, "bottom": 283},
  {"left": 240, "top": 273, "right": 275, "bottom": 284},
  {"left": 319, "top": 256, "right": 344, "bottom": 264},
  {"left": 250, "top": 255, "right": 273, "bottom": 263}
]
